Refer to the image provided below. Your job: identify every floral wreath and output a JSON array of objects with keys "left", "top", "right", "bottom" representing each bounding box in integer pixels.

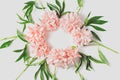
[{"left": 0, "top": 0, "right": 119, "bottom": 80}]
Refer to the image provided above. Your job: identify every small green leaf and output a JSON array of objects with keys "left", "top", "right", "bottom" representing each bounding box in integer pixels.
[
  {"left": 0, "top": 40, "right": 14, "bottom": 49},
  {"left": 98, "top": 49, "right": 109, "bottom": 65},
  {"left": 16, "top": 51, "right": 24, "bottom": 62},
  {"left": 55, "top": 0, "right": 61, "bottom": 9},
  {"left": 77, "top": 0, "right": 84, "bottom": 7},
  {"left": 23, "top": 24, "right": 27, "bottom": 32},
  {"left": 17, "top": 30, "right": 28, "bottom": 42},
  {"left": 92, "top": 20, "right": 108, "bottom": 25},
  {"left": 17, "top": 14, "right": 28, "bottom": 22},
  {"left": 90, "top": 25, "right": 106, "bottom": 31},
  {"left": 91, "top": 31, "right": 101, "bottom": 41},
  {"left": 13, "top": 49, "right": 23, "bottom": 53},
  {"left": 89, "top": 56, "right": 102, "bottom": 63},
  {"left": 84, "top": 12, "right": 91, "bottom": 26}
]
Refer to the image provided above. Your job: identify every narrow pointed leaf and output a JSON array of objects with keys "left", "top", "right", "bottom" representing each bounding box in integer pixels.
[
  {"left": 0, "top": 40, "right": 14, "bottom": 49},
  {"left": 90, "top": 25, "right": 106, "bottom": 31},
  {"left": 55, "top": 0, "right": 61, "bottom": 9},
  {"left": 89, "top": 56, "right": 102, "bottom": 63},
  {"left": 13, "top": 49, "right": 23, "bottom": 53},
  {"left": 34, "top": 66, "right": 41, "bottom": 80},
  {"left": 98, "top": 49, "right": 109, "bottom": 65},
  {"left": 91, "top": 31, "right": 101, "bottom": 41}
]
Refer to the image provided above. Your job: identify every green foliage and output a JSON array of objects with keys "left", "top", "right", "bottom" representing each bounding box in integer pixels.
[
  {"left": 47, "top": 0, "right": 66, "bottom": 17},
  {"left": 34, "top": 60, "right": 54, "bottom": 80},
  {"left": 76, "top": 51, "right": 109, "bottom": 72},
  {"left": 0, "top": 40, "right": 14, "bottom": 49},
  {"left": 16, "top": 44, "right": 30, "bottom": 62},
  {"left": 13, "top": 49, "right": 24, "bottom": 53},
  {"left": 17, "top": 30, "right": 28, "bottom": 42},
  {"left": 77, "top": 0, "right": 85, "bottom": 8}
]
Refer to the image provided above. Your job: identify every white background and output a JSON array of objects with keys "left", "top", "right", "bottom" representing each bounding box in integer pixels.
[{"left": 0, "top": 0, "right": 120, "bottom": 80}]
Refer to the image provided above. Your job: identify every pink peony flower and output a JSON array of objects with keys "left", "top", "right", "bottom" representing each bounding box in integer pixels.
[
  {"left": 40, "top": 11, "right": 59, "bottom": 31},
  {"left": 72, "top": 27, "right": 92, "bottom": 46},
  {"left": 60, "top": 12, "right": 83, "bottom": 33},
  {"left": 26, "top": 24, "right": 51, "bottom": 57},
  {"left": 46, "top": 48, "right": 81, "bottom": 68}
]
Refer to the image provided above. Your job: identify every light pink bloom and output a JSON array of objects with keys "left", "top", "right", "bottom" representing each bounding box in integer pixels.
[
  {"left": 40, "top": 11, "right": 59, "bottom": 31},
  {"left": 60, "top": 12, "right": 83, "bottom": 33},
  {"left": 72, "top": 27, "right": 92, "bottom": 46},
  {"left": 26, "top": 24, "right": 51, "bottom": 57},
  {"left": 47, "top": 48, "right": 81, "bottom": 68}
]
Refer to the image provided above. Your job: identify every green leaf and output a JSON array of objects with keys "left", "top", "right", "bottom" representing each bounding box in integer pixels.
[
  {"left": 91, "top": 31, "right": 101, "bottom": 41},
  {"left": 92, "top": 20, "right": 107, "bottom": 25},
  {"left": 34, "top": 66, "right": 41, "bottom": 80},
  {"left": 25, "top": 1, "right": 35, "bottom": 5},
  {"left": 47, "top": 3, "right": 59, "bottom": 11},
  {"left": 17, "top": 14, "right": 28, "bottom": 22},
  {"left": 16, "top": 45, "right": 29, "bottom": 62},
  {"left": 84, "top": 12, "right": 91, "bottom": 26},
  {"left": 86, "top": 56, "right": 93, "bottom": 71},
  {"left": 75, "top": 59, "right": 83, "bottom": 72},
  {"left": 23, "top": 24, "right": 27, "bottom": 32},
  {"left": 61, "top": 0, "right": 65, "bottom": 13},
  {"left": 98, "top": 49, "right": 109, "bottom": 65},
  {"left": 87, "top": 16, "right": 103, "bottom": 26},
  {"left": 55, "top": 0, "right": 61, "bottom": 9},
  {"left": 17, "top": 30, "right": 28, "bottom": 42},
  {"left": 90, "top": 25, "right": 106, "bottom": 31},
  {"left": 13, "top": 49, "right": 23, "bottom": 53},
  {"left": 89, "top": 56, "right": 102, "bottom": 63},
  {"left": 0, "top": 40, "right": 14, "bottom": 49}
]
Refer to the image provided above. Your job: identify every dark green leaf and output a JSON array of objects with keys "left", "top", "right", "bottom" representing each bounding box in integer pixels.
[
  {"left": 90, "top": 25, "right": 106, "bottom": 31},
  {"left": 92, "top": 20, "right": 107, "bottom": 25},
  {"left": 47, "top": 3, "right": 59, "bottom": 11},
  {"left": 16, "top": 51, "right": 25, "bottom": 62},
  {"left": 13, "top": 49, "right": 23, "bottom": 53},
  {"left": 75, "top": 59, "right": 83, "bottom": 72},
  {"left": 61, "top": 0, "right": 65, "bottom": 13},
  {"left": 0, "top": 40, "right": 14, "bottom": 49},
  {"left": 23, "top": 24, "right": 27, "bottom": 32},
  {"left": 98, "top": 49, "right": 109, "bottom": 65},
  {"left": 91, "top": 31, "right": 101, "bottom": 41},
  {"left": 55, "top": 0, "right": 61, "bottom": 9},
  {"left": 34, "top": 66, "right": 41, "bottom": 80},
  {"left": 87, "top": 16, "right": 103, "bottom": 26},
  {"left": 89, "top": 56, "right": 102, "bottom": 63},
  {"left": 17, "top": 30, "right": 28, "bottom": 42},
  {"left": 61, "top": 11, "right": 70, "bottom": 16},
  {"left": 86, "top": 57, "right": 93, "bottom": 71},
  {"left": 43, "top": 69, "right": 49, "bottom": 80},
  {"left": 16, "top": 45, "right": 29, "bottom": 62}
]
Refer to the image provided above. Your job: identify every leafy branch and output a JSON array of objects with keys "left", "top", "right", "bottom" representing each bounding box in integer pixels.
[
  {"left": 47, "top": 0, "right": 67, "bottom": 18},
  {"left": 84, "top": 12, "right": 108, "bottom": 41},
  {"left": 75, "top": 50, "right": 109, "bottom": 72}
]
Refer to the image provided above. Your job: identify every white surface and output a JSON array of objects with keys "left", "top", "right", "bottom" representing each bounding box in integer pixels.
[{"left": 0, "top": 0, "right": 120, "bottom": 80}]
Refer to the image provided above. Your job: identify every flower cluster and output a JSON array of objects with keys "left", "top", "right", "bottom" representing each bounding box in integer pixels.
[{"left": 26, "top": 11, "right": 92, "bottom": 68}]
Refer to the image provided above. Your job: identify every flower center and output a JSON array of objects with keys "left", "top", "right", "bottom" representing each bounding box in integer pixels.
[{"left": 48, "top": 28, "right": 74, "bottom": 49}]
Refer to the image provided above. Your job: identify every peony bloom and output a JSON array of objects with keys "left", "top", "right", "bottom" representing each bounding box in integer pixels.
[
  {"left": 72, "top": 27, "right": 92, "bottom": 46},
  {"left": 26, "top": 24, "right": 51, "bottom": 57},
  {"left": 46, "top": 48, "right": 81, "bottom": 68},
  {"left": 40, "top": 11, "right": 59, "bottom": 31},
  {"left": 60, "top": 12, "right": 83, "bottom": 33}
]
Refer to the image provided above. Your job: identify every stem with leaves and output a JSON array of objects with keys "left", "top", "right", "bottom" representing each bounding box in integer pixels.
[
  {"left": 16, "top": 58, "right": 37, "bottom": 80},
  {"left": 93, "top": 40, "right": 119, "bottom": 54},
  {"left": 0, "top": 36, "right": 17, "bottom": 41}
]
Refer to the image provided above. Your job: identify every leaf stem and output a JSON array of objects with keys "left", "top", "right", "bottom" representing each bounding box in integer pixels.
[
  {"left": 93, "top": 40, "right": 119, "bottom": 54},
  {"left": 77, "top": 71, "right": 84, "bottom": 80},
  {"left": 0, "top": 36, "right": 17, "bottom": 41},
  {"left": 16, "top": 58, "right": 37, "bottom": 80}
]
